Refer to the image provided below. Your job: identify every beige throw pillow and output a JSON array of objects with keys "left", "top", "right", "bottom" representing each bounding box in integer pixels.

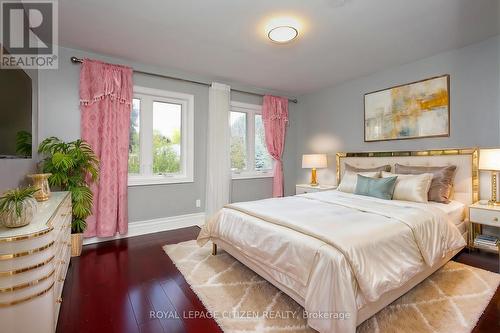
[
  {"left": 344, "top": 163, "right": 391, "bottom": 173},
  {"left": 381, "top": 171, "right": 433, "bottom": 203},
  {"left": 394, "top": 164, "right": 457, "bottom": 203},
  {"left": 338, "top": 170, "right": 380, "bottom": 193}
]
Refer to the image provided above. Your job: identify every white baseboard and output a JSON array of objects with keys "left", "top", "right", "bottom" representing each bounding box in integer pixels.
[{"left": 83, "top": 212, "right": 205, "bottom": 245}]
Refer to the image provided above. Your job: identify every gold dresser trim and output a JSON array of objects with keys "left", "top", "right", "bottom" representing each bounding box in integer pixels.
[
  {"left": 0, "top": 192, "right": 70, "bottom": 243},
  {"left": 0, "top": 282, "right": 55, "bottom": 307},
  {"left": 0, "top": 227, "right": 54, "bottom": 243},
  {"left": 0, "top": 255, "right": 55, "bottom": 277},
  {"left": 0, "top": 269, "right": 55, "bottom": 293},
  {"left": 336, "top": 148, "right": 479, "bottom": 203},
  {"left": 0, "top": 241, "right": 55, "bottom": 260}
]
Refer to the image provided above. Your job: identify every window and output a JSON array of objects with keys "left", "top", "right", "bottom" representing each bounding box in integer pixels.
[
  {"left": 128, "top": 86, "right": 194, "bottom": 186},
  {"left": 230, "top": 101, "right": 273, "bottom": 179}
]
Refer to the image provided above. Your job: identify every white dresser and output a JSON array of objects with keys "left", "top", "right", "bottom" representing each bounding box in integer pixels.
[{"left": 0, "top": 192, "right": 71, "bottom": 333}]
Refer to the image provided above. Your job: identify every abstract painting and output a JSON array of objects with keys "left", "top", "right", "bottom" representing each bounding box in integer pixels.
[{"left": 364, "top": 75, "right": 450, "bottom": 142}]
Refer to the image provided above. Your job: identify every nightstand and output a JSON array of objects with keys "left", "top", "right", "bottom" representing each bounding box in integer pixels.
[
  {"left": 469, "top": 203, "right": 500, "bottom": 257},
  {"left": 296, "top": 184, "right": 337, "bottom": 195}
]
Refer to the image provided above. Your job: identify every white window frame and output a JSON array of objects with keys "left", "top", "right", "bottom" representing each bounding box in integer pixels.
[
  {"left": 128, "top": 86, "right": 194, "bottom": 186},
  {"left": 230, "top": 101, "right": 274, "bottom": 180}
]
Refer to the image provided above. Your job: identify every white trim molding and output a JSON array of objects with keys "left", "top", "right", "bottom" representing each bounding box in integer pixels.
[
  {"left": 83, "top": 212, "right": 205, "bottom": 245},
  {"left": 230, "top": 101, "right": 262, "bottom": 112},
  {"left": 230, "top": 101, "right": 274, "bottom": 179},
  {"left": 232, "top": 170, "right": 273, "bottom": 179},
  {"left": 211, "top": 82, "right": 231, "bottom": 92},
  {"left": 128, "top": 85, "right": 195, "bottom": 186}
]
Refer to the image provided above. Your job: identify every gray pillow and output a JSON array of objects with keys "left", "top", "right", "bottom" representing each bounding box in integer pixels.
[
  {"left": 354, "top": 175, "right": 398, "bottom": 200},
  {"left": 394, "top": 164, "right": 457, "bottom": 203},
  {"left": 345, "top": 163, "right": 391, "bottom": 173}
]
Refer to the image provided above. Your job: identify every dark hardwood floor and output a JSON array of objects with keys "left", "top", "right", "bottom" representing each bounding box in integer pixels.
[{"left": 57, "top": 227, "right": 499, "bottom": 333}]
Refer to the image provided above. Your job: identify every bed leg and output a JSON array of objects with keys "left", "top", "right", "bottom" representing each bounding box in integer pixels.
[{"left": 212, "top": 243, "right": 217, "bottom": 255}]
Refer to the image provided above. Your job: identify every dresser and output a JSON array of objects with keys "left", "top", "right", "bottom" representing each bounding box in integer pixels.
[{"left": 0, "top": 192, "right": 71, "bottom": 333}]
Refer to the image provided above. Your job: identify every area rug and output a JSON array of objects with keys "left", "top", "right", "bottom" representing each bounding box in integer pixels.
[{"left": 164, "top": 241, "right": 499, "bottom": 333}]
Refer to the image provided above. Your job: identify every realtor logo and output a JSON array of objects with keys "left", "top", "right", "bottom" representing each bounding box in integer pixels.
[{"left": 1, "top": 0, "right": 58, "bottom": 69}]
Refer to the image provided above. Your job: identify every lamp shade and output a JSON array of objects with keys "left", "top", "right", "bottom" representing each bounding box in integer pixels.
[
  {"left": 302, "top": 154, "right": 327, "bottom": 169},
  {"left": 479, "top": 149, "right": 500, "bottom": 171}
]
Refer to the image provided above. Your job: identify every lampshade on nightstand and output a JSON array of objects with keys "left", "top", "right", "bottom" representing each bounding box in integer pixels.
[
  {"left": 479, "top": 149, "right": 500, "bottom": 205},
  {"left": 302, "top": 154, "right": 327, "bottom": 186}
]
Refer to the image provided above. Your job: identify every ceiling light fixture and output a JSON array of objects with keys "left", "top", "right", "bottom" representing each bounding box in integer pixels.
[
  {"left": 268, "top": 26, "right": 298, "bottom": 43},
  {"left": 265, "top": 17, "right": 300, "bottom": 44}
]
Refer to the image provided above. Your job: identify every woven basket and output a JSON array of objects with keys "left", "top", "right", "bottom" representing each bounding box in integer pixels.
[{"left": 71, "top": 233, "right": 83, "bottom": 257}]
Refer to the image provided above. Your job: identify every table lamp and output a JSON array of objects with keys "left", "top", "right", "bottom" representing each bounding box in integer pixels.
[
  {"left": 479, "top": 148, "right": 500, "bottom": 205},
  {"left": 302, "top": 154, "right": 327, "bottom": 186}
]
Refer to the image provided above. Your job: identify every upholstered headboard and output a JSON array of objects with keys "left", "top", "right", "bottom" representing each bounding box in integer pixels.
[{"left": 336, "top": 148, "right": 479, "bottom": 205}]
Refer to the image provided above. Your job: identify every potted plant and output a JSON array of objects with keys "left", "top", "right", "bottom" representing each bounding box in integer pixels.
[
  {"left": 38, "top": 137, "right": 99, "bottom": 256},
  {"left": 0, "top": 187, "right": 38, "bottom": 228}
]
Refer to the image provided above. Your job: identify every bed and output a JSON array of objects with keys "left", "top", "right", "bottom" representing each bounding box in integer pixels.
[{"left": 198, "top": 148, "right": 479, "bottom": 333}]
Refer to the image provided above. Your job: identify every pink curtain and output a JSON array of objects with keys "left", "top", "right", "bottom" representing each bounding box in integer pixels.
[
  {"left": 80, "top": 59, "right": 133, "bottom": 238},
  {"left": 262, "top": 95, "right": 289, "bottom": 197}
]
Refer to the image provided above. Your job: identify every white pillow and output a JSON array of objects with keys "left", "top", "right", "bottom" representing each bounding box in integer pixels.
[
  {"left": 337, "top": 170, "right": 380, "bottom": 193},
  {"left": 381, "top": 171, "right": 433, "bottom": 203}
]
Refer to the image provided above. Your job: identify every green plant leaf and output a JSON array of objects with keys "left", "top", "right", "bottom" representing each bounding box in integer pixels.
[
  {"left": 70, "top": 186, "right": 93, "bottom": 207},
  {"left": 0, "top": 186, "right": 38, "bottom": 217},
  {"left": 37, "top": 137, "right": 99, "bottom": 233},
  {"left": 72, "top": 218, "right": 87, "bottom": 234},
  {"left": 48, "top": 172, "right": 68, "bottom": 188},
  {"left": 72, "top": 199, "right": 92, "bottom": 219},
  {"left": 52, "top": 152, "right": 75, "bottom": 171}
]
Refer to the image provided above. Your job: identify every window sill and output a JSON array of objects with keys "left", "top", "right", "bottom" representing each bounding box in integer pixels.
[
  {"left": 232, "top": 172, "right": 274, "bottom": 180},
  {"left": 128, "top": 175, "right": 194, "bottom": 186}
]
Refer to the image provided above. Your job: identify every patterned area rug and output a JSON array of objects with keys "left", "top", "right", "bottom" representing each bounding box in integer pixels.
[{"left": 164, "top": 241, "right": 500, "bottom": 333}]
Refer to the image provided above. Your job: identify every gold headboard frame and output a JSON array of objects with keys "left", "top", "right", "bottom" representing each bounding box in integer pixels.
[{"left": 336, "top": 148, "right": 479, "bottom": 204}]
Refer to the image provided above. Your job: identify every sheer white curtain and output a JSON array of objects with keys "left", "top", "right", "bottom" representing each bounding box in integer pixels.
[{"left": 205, "top": 82, "right": 231, "bottom": 219}]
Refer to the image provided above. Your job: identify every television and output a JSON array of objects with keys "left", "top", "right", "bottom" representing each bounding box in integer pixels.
[{"left": 0, "top": 67, "right": 33, "bottom": 158}]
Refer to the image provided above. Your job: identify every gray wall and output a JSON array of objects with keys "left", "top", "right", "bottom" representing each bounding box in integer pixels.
[
  {"left": 296, "top": 35, "right": 500, "bottom": 185},
  {"left": 37, "top": 46, "right": 297, "bottom": 222}
]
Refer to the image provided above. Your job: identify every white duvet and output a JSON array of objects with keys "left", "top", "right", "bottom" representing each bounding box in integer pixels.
[{"left": 197, "top": 190, "right": 466, "bottom": 333}]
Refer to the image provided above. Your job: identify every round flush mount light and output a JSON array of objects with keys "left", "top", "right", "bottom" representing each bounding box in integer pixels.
[
  {"left": 265, "top": 17, "right": 301, "bottom": 44},
  {"left": 268, "top": 26, "right": 298, "bottom": 43}
]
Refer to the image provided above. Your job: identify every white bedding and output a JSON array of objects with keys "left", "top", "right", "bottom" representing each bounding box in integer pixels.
[
  {"left": 428, "top": 200, "right": 465, "bottom": 225},
  {"left": 197, "top": 191, "right": 466, "bottom": 333}
]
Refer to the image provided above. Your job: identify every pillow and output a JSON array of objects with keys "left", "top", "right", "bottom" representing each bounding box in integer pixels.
[
  {"left": 381, "top": 171, "right": 433, "bottom": 203},
  {"left": 354, "top": 175, "right": 398, "bottom": 200},
  {"left": 394, "top": 164, "right": 457, "bottom": 203},
  {"left": 345, "top": 163, "right": 391, "bottom": 173},
  {"left": 337, "top": 170, "right": 380, "bottom": 193}
]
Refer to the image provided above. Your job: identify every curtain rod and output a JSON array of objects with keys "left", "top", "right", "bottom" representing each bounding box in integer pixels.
[{"left": 70, "top": 56, "right": 298, "bottom": 103}]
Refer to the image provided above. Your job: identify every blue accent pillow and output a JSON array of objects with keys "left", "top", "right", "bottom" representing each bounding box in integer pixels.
[{"left": 354, "top": 175, "right": 397, "bottom": 200}]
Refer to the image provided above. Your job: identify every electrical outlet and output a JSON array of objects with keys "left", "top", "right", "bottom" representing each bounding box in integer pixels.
[{"left": 195, "top": 199, "right": 201, "bottom": 208}]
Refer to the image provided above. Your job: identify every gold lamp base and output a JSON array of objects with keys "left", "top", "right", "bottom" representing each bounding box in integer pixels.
[
  {"left": 310, "top": 168, "right": 318, "bottom": 186},
  {"left": 488, "top": 172, "right": 500, "bottom": 206}
]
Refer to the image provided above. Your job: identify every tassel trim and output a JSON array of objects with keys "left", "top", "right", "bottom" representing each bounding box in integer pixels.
[
  {"left": 80, "top": 93, "right": 131, "bottom": 106},
  {"left": 266, "top": 115, "right": 289, "bottom": 121}
]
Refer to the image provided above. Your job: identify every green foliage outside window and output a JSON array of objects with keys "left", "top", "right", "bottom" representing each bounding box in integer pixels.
[
  {"left": 231, "top": 137, "right": 246, "bottom": 170},
  {"left": 153, "top": 129, "right": 181, "bottom": 174}
]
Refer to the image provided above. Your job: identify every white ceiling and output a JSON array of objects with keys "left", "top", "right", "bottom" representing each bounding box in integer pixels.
[{"left": 59, "top": 0, "right": 500, "bottom": 95}]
